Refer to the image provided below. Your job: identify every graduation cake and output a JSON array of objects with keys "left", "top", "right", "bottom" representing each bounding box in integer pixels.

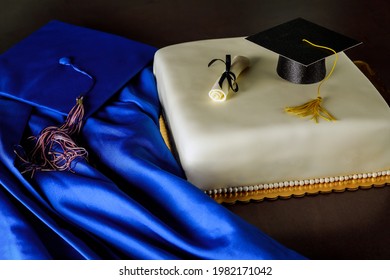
[{"left": 154, "top": 18, "right": 390, "bottom": 199}]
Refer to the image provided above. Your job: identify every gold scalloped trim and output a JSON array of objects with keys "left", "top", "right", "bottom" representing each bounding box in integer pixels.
[{"left": 210, "top": 175, "right": 390, "bottom": 204}]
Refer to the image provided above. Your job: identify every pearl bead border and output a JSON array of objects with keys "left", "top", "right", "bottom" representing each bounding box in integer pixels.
[{"left": 205, "top": 169, "right": 390, "bottom": 196}]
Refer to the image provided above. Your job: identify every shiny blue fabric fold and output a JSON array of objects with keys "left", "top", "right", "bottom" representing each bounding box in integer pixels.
[
  {"left": 0, "top": 98, "right": 118, "bottom": 259},
  {"left": 0, "top": 65, "right": 305, "bottom": 259},
  {"left": 0, "top": 185, "right": 49, "bottom": 259}
]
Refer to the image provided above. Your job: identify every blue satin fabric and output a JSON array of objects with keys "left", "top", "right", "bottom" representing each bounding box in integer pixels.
[{"left": 0, "top": 65, "right": 306, "bottom": 259}]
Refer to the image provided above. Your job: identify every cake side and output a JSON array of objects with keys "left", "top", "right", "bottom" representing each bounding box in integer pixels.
[{"left": 154, "top": 37, "right": 390, "bottom": 191}]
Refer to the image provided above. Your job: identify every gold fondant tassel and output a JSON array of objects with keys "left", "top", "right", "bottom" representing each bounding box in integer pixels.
[
  {"left": 285, "top": 39, "right": 338, "bottom": 123},
  {"left": 285, "top": 96, "right": 336, "bottom": 123}
]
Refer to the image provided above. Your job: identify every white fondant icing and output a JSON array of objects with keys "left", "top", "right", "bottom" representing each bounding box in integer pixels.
[{"left": 154, "top": 37, "right": 390, "bottom": 191}]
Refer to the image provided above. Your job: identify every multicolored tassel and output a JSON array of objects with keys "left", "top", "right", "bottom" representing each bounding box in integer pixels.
[
  {"left": 15, "top": 97, "right": 88, "bottom": 177},
  {"left": 14, "top": 57, "right": 93, "bottom": 177}
]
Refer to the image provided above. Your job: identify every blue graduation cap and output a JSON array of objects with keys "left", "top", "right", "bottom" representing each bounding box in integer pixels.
[
  {"left": 0, "top": 21, "right": 156, "bottom": 175},
  {"left": 0, "top": 20, "right": 156, "bottom": 117}
]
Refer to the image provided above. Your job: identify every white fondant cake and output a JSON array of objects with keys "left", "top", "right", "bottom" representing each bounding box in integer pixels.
[{"left": 153, "top": 37, "right": 390, "bottom": 192}]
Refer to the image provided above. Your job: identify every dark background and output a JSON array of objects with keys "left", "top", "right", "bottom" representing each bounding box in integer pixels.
[
  {"left": 1, "top": 0, "right": 389, "bottom": 90},
  {"left": 1, "top": 0, "right": 389, "bottom": 259}
]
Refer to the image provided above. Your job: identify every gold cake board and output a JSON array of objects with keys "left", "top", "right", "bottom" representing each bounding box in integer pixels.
[
  {"left": 210, "top": 176, "right": 390, "bottom": 204},
  {"left": 158, "top": 60, "right": 390, "bottom": 204}
]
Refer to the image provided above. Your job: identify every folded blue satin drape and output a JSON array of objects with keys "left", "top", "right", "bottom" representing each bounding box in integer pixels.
[{"left": 0, "top": 64, "right": 305, "bottom": 259}]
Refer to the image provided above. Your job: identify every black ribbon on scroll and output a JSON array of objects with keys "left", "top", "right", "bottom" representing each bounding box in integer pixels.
[{"left": 208, "top": 54, "right": 239, "bottom": 93}]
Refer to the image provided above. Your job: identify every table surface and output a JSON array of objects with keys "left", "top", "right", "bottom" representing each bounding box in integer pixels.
[{"left": 1, "top": 0, "right": 389, "bottom": 260}]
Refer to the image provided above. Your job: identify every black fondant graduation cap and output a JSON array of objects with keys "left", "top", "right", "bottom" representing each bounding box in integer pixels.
[{"left": 246, "top": 18, "right": 361, "bottom": 84}]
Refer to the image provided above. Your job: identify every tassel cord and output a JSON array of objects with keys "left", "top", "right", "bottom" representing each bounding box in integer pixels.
[
  {"left": 60, "top": 96, "right": 85, "bottom": 135},
  {"left": 285, "top": 39, "right": 338, "bottom": 123},
  {"left": 302, "top": 39, "right": 338, "bottom": 99}
]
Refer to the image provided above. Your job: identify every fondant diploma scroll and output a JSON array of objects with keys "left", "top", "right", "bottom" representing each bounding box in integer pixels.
[{"left": 208, "top": 55, "right": 250, "bottom": 102}]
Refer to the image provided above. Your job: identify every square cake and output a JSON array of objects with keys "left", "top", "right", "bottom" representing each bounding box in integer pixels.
[{"left": 153, "top": 37, "right": 390, "bottom": 196}]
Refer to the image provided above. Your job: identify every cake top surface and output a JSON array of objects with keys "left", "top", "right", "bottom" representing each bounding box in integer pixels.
[{"left": 155, "top": 37, "right": 389, "bottom": 131}]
